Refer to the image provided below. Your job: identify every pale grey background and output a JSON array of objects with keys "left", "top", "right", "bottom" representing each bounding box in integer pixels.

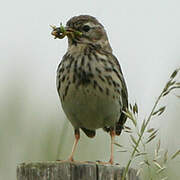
[{"left": 0, "top": 0, "right": 180, "bottom": 179}]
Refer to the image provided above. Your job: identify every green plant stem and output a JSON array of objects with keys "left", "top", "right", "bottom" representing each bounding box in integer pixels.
[{"left": 122, "top": 92, "right": 164, "bottom": 180}]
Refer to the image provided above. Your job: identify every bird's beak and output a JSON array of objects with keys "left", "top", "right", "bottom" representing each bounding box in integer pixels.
[{"left": 51, "top": 25, "right": 82, "bottom": 40}]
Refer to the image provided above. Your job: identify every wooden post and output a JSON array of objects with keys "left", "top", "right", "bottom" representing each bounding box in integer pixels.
[{"left": 17, "top": 161, "right": 140, "bottom": 180}]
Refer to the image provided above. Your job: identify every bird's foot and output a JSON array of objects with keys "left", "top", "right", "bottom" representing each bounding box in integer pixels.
[
  {"left": 68, "top": 156, "right": 74, "bottom": 162},
  {"left": 56, "top": 156, "right": 74, "bottom": 163},
  {"left": 96, "top": 159, "right": 114, "bottom": 165}
]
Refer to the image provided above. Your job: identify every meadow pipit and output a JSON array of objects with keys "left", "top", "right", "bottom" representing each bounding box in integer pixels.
[{"left": 51, "top": 15, "right": 128, "bottom": 164}]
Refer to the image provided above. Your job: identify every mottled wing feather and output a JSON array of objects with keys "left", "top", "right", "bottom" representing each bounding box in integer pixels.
[
  {"left": 95, "top": 49, "right": 128, "bottom": 135},
  {"left": 111, "top": 55, "right": 128, "bottom": 135}
]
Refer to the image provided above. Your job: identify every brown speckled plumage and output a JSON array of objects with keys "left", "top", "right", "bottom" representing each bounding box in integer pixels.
[{"left": 55, "top": 15, "right": 128, "bottom": 164}]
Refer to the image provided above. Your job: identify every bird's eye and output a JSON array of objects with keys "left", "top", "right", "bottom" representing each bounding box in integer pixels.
[{"left": 82, "top": 25, "right": 90, "bottom": 32}]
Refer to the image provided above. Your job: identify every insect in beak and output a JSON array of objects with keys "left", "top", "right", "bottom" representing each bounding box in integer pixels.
[{"left": 51, "top": 23, "right": 82, "bottom": 40}]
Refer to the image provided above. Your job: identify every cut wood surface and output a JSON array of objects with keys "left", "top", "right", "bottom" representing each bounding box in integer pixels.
[{"left": 17, "top": 161, "right": 140, "bottom": 180}]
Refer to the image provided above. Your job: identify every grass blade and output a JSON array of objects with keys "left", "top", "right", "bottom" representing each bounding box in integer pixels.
[{"left": 171, "top": 149, "right": 180, "bottom": 159}]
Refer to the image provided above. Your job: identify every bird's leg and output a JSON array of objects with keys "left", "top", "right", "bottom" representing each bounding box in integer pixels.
[
  {"left": 96, "top": 128, "right": 115, "bottom": 165},
  {"left": 68, "top": 129, "right": 80, "bottom": 161},
  {"left": 109, "top": 129, "right": 115, "bottom": 164}
]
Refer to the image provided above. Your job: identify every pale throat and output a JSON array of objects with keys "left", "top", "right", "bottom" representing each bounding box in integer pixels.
[
  {"left": 67, "top": 43, "right": 88, "bottom": 54},
  {"left": 67, "top": 39, "right": 112, "bottom": 54}
]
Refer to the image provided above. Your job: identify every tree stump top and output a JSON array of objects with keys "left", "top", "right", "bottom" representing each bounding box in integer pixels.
[{"left": 17, "top": 161, "right": 140, "bottom": 180}]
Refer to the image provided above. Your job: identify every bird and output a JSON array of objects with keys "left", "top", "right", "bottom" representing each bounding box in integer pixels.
[{"left": 51, "top": 15, "right": 128, "bottom": 164}]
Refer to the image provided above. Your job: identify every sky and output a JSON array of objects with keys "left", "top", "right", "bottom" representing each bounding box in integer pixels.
[
  {"left": 0, "top": 0, "right": 180, "bottom": 179},
  {"left": 1, "top": 0, "right": 180, "bottom": 104}
]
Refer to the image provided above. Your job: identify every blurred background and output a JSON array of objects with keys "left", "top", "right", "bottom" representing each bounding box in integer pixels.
[{"left": 0, "top": 0, "right": 180, "bottom": 179}]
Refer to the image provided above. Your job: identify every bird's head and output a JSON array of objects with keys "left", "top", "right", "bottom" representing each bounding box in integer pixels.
[{"left": 51, "top": 15, "right": 112, "bottom": 52}]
